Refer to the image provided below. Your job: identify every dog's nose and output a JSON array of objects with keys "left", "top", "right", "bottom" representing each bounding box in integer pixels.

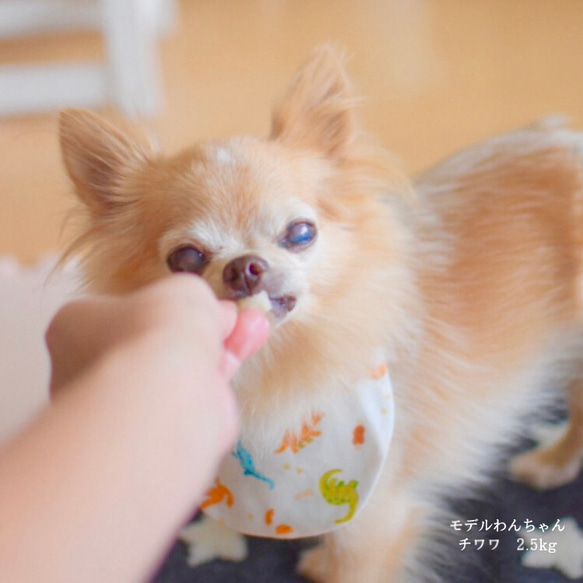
[{"left": 222, "top": 254, "right": 269, "bottom": 296}]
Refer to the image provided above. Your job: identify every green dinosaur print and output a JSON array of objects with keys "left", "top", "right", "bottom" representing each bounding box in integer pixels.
[{"left": 319, "top": 469, "right": 359, "bottom": 524}]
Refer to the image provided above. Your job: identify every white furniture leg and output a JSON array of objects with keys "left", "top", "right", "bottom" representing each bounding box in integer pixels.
[
  {"left": 0, "top": 0, "right": 173, "bottom": 118},
  {"left": 101, "top": 0, "right": 163, "bottom": 118}
]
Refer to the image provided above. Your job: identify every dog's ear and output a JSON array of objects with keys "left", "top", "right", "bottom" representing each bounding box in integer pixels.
[
  {"left": 59, "top": 109, "right": 152, "bottom": 215},
  {"left": 270, "top": 45, "right": 359, "bottom": 160}
]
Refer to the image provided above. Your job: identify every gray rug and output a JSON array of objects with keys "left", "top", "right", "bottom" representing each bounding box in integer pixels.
[{"left": 154, "top": 442, "right": 583, "bottom": 582}]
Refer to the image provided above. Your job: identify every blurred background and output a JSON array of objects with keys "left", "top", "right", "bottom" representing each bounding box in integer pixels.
[{"left": 1, "top": 0, "right": 583, "bottom": 265}]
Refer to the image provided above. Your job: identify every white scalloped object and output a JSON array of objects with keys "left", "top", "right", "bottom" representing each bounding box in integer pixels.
[{"left": 0, "top": 254, "right": 82, "bottom": 442}]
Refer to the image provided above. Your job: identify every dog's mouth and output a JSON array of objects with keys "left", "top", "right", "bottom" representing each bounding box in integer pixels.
[
  {"left": 269, "top": 294, "right": 297, "bottom": 319},
  {"left": 232, "top": 291, "right": 297, "bottom": 323}
]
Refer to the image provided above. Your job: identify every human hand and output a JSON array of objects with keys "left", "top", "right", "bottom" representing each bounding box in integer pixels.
[
  {"left": 0, "top": 278, "right": 269, "bottom": 583},
  {"left": 46, "top": 275, "right": 270, "bottom": 449},
  {"left": 47, "top": 275, "right": 269, "bottom": 386}
]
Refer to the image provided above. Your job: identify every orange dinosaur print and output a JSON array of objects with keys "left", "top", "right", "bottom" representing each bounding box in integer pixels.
[
  {"left": 200, "top": 478, "right": 234, "bottom": 510},
  {"left": 294, "top": 488, "right": 314, "bottom": 501},
  {"left": 265, "top": 510, "right": 295, "bottom": 535},
  {"left": 353, "top": 424, "right": 366, "bottom": 446},
  {"left": 370, "top": 362, "right": 387, "bottom": 380},
  {"left": 274, "top": 412, "right": 323, "bottom": 454}
]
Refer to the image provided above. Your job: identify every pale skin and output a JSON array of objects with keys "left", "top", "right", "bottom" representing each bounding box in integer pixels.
[{"left": 0, "top": 275, "right": 270, "bottom": 583}]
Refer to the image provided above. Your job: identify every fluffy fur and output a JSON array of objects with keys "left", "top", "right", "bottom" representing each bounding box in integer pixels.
[{"left": 59, "top": 47, "right": 583, "bottom": 582}]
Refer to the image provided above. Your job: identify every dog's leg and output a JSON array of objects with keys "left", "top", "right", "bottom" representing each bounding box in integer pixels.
[
  {"left": 298, "top": 487, "right": 425, "bottom": 583},
  {"left": 511, "top": 377, "right": 583, "bottom": 489}
]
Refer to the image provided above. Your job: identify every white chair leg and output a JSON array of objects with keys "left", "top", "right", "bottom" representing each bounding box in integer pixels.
[
  {"left": 101, "top": 0, "right": 162, "bottom": 118},
  {"left": 146, "top": 0, "right": 178, "bottom": 37}
]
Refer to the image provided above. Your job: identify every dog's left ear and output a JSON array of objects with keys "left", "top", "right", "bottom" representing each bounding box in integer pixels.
[
  {"left": 270, "top": 45, "right": 358, "bottom": 160},
  {"left": 59, "top": 109, "right": 153, "bottom": 216}
]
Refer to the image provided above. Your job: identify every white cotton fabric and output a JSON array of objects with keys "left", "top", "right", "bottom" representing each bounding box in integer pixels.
[{"left": 202, "top": 355, "right": 395, "bottom": 539}]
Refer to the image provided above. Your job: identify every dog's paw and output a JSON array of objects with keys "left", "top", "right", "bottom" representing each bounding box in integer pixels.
[
  {"left": 180, "top": 516, "right": 248, "bottom": 567},
  {"left": 297, "top": 545, "right": 328, "bottom": 583},
  {"left": 510, "top": 422, "right": 583, "bottom": 489},
  {"left": 510, "top": 448, "right": 582, "bottom": 490}
]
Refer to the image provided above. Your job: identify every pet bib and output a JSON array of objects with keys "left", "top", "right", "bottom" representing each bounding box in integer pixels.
[{"left": 201, "top": 354, "right": 395, "bottom": 539}]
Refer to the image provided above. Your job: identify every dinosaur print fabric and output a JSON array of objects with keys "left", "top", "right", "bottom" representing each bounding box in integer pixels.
[{"left": 202, "top": 355, "right": 395, "bottom": 539}]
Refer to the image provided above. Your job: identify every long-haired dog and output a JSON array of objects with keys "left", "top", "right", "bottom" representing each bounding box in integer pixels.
[{"left": 58, "top": 47, "right": 583, "bottom": 581}]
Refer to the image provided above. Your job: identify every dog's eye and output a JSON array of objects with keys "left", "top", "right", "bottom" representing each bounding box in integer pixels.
[
  {"left": 280, "top": 221, "right": 317, "bottom": 251},
  {"left": 166, "top": 246, "right": 207, "bottom": 274}
]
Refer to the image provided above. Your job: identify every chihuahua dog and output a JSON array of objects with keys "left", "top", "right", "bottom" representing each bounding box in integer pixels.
[{"left": 58, "top": 46, "right": 583, "bottom": 582}]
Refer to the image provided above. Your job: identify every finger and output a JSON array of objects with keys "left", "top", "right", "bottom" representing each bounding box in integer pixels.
[
  {"left": 218, "top": 301, "right": 238, "bottom": 339},
  {"left": 226, "top": 310, "right": 271, "bottom": 360},
  {"left": 221, "top": 310, "right": 271, "bottom": 379}
]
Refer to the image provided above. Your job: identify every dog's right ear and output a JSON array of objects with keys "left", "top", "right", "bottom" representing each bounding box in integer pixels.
[
  {"left": 270, "top": 45, "right": 359, "bottom": 161},
  {"left": 59, "top": 109, "right": 152, "bottom": 215}
]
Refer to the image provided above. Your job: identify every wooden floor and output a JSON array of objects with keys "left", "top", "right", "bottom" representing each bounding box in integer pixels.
[{"left": 2, "top": 0, "right": 583, "bottom": 263}]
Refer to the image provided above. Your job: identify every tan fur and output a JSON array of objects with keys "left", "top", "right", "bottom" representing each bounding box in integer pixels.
[{"left": 58, "top": 46, "right": 583, "bottom": 582}]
